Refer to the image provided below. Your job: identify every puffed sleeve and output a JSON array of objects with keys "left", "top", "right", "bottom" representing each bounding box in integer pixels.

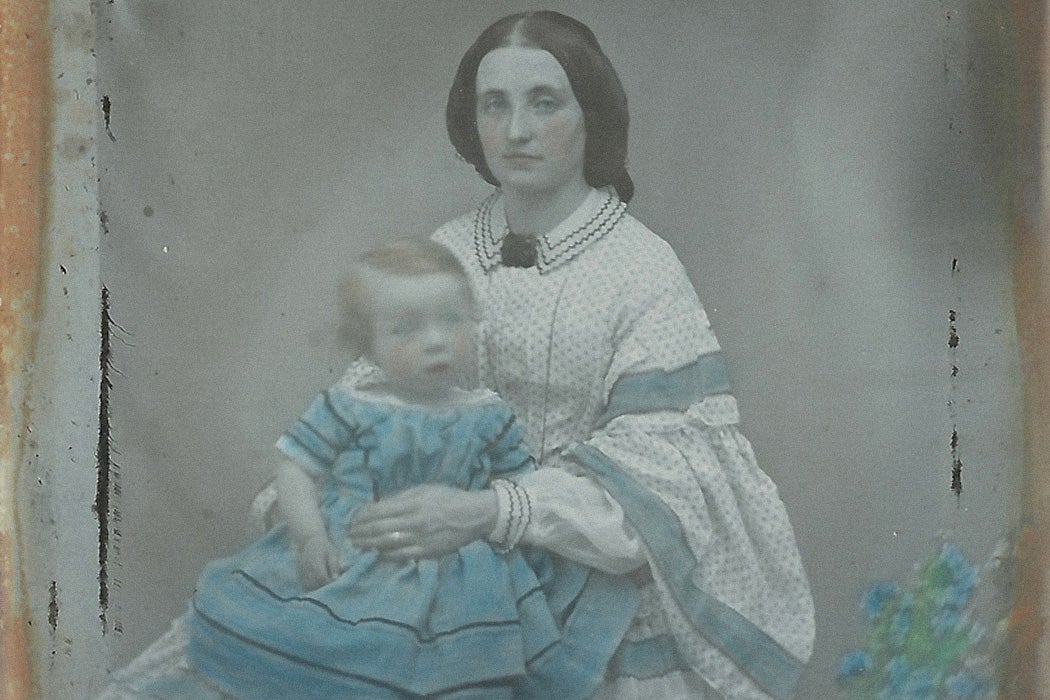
[
  {"left": 555, "top": 254, "right": 813, "bottom": 699},
  {"left": 275, "top": 387, "right": 360, "bottom": 478}
]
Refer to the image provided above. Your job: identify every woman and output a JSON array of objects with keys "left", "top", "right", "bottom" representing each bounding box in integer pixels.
[{"left": 348, "top": 11, "right": 814, "bottom": 700}]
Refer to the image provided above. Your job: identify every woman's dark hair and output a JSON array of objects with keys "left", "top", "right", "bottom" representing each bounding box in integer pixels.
[{"left": 446, "top": 11, "right": 634, "bottom": 203}]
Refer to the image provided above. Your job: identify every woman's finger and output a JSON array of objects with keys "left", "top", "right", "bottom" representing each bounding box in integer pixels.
[
  {"left": 380, "top": 544, "right": 426, "bottom": 561},
  {"left": 352, "top": 528, "right": 416, "bottom": 551},
  {"left": 352, "top": 492, "right": 427, "bottom": 522},
  {"left": 348, "top": 516, "right": 420, "bottom": 540}
]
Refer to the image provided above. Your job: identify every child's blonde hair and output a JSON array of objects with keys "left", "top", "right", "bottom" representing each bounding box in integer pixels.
[{"left": 339, "top": 239, "right": 473, "bottom": 357}]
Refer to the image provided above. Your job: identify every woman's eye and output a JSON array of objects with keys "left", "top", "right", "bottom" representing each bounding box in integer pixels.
[
  {"left": 478, "top": 96, "right": 507, "bottom": 114},
  {"left": 533, "top": 97, "right": 559, "bottom": 114}
]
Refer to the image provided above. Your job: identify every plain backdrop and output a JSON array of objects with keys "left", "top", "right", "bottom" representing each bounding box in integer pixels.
[{"left": 94, "top": 2, "right": 1021, "bottom": 697}]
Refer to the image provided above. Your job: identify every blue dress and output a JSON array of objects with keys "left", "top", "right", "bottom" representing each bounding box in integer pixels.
[{"left": 187, "top": 386, "right": 639, "bottom": 699}]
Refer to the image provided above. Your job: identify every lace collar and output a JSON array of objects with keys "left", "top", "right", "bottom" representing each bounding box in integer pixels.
[{"left": 472, "top": 187, "right": 627, "bottom": 274}]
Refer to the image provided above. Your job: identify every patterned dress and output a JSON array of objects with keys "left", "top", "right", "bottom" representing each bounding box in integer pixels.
[{"left": 433, "top": 188, "right": 816, "bottom": 700}]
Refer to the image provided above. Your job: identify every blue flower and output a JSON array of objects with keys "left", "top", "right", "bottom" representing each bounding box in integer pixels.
[
  {"left": 940, "top": 584, "right": 973, "bottom": 611},
  {"left": 862, "top": 581, "right": 899, "bottom": 620},
  {"left": 879, "top": 655, "right": 911, "bottom": 698},
  {"left": 940, "top": 543, "right": 967, "bottom": 568},
  {"left": 901, "top": 667, "right": 935, "bottom": 699},
  {"left": 890, "top": 593, "right": 914, "bottom": 647},
  {"left": 941, "top": 544, "right": 978, "bottom": 595},
  {"left": 837, "top": 651, "right": 871, "bottom": 679},
  {"left": 932, "top": 607, "right": 962, "bottom": 637},
  {"left": 946, "top": 672, "right": 989, "bottom": 698}
]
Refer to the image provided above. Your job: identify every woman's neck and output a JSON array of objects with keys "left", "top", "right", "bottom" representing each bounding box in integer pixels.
[{"left": 501, "top": 181, "right": 592, "bottom": 236}]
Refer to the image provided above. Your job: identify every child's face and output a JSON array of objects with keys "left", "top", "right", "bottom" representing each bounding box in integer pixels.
[{"left": 368, "top": 271, "right": 477, "bottom": 403}]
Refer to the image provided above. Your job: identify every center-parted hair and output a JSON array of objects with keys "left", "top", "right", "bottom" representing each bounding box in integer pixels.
[
  {"left": 446, "top": 11, "right": 634, "bottom": 203},
  {"left": 340, "top": 239, "right": 473, "bottom": 357}
]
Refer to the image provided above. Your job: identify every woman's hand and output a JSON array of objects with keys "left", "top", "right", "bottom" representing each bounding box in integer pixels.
[
  {"left": 297, "top": 534, "right": 345, "bottom": 591},
  {"left": 347, "top": 484, "right": 498, "bottom": 560}
]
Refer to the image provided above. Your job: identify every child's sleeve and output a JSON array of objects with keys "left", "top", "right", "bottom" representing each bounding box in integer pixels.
[
  {"left": 276, "top": 388, "right": 358, "bottom": 478},
  {"left": 484, "top": 403, "right": 535, "bottom": 481}
]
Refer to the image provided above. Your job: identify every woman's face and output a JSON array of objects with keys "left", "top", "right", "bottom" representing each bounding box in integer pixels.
[{"left": 475, "top": 46, "right": 587, "bottom": 200}]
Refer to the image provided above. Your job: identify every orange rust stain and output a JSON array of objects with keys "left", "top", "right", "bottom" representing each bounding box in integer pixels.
[
  {"left": 1003, "top": 0, "right": 1050, "bottom": 698},
  {"left": 0, "top": 535, "right": 32, "bottom": 700},
  {"left": 1, "top": 0, "right": 51, "bottom": 698}
]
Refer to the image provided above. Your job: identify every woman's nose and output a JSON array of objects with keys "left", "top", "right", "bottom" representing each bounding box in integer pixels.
[{"left": 506, "top": 105, "right": 533, "bottom": 142}]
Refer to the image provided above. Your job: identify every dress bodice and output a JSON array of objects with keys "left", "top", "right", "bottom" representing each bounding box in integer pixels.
[{"left": 436, "top": 188, "right": 720, "bottom": 464}]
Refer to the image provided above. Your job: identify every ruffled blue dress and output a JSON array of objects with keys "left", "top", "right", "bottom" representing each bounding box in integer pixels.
[{"left": 187, "top": 385, "right": 638, "bottom": 699}]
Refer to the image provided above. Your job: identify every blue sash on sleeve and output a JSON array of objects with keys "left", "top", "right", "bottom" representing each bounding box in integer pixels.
[
  {"left": 574, "top": 353, "right": 805, "bottom": 700},
  {"left": 596, "top": 352, "right": 731, "bottom": 428}
]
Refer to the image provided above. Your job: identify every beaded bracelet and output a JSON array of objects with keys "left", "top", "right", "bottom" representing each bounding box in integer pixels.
[{"left": 488, "top": 479, "right": 532, "bottom": 554}]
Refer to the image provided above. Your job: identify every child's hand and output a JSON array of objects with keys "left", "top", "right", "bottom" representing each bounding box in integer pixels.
[{"left": 296, "top": 534, "right": 345, "bottom": 591}]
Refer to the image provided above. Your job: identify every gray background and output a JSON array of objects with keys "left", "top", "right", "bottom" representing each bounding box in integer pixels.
[{"left": 95, "top": 2, "right": 1021, "bottom": 697}]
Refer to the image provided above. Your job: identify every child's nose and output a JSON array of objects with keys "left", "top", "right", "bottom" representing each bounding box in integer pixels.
[{"left": 421, "top": 325, "right": 448, "bottom": 349}]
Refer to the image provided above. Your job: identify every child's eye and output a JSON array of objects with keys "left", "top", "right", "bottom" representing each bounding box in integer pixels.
[{"left": 390, "top": 321, "right": 418, "bottom": 335}]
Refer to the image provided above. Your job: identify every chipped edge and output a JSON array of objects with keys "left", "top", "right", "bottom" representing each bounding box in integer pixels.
[
  {"left": 0, "top": 1, "right": 52, "bottom": 698},
  {"left": 1003, "top": 2, "right": 1050, "bottom": 697},
  {"left": 0, "top": 1, "right": 1045, "bottom": 698}
]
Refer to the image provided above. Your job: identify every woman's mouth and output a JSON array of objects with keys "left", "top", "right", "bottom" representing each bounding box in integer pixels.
[{"left": 503, "top": 154, "right": 541, "bottom": 166}]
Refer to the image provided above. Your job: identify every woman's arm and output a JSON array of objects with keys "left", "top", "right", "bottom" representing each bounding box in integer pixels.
[
  {"left": 512, "top": 467, "right": 646, "bottom": 574},
  {"left": 345, "top": 457, "right": 645, "bottom": 573}
]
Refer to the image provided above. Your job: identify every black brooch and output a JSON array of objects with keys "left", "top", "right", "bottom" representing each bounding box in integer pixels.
[{"left": 500, "top": 232, "right": 538, "bottom": 268}]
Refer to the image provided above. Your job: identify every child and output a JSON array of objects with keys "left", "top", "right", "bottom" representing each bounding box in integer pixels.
[{"left": 180, "top": 240, "right": 638, "bottom": 699}]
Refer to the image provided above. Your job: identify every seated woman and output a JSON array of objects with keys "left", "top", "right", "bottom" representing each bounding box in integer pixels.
[{"left": 349, "top": 10, "right": 815, "bottom": 700}]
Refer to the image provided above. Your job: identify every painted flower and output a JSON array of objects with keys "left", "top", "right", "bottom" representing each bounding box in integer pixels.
[
  {"left": 840, "top": 543, "right": 995, "bottom": 697},
  {"left": 878, "top": 655, "right": 911, "bottom": 699},
  {"left": 941, "top": 544, "right": 978, "bottom": 595},
  {"left": 946, "top": 671, "right": 989, "bottom": 698},
  {"left": 862, "top": 581, "right": 899, "bottom": 620},
  {"left": 900, "top": 667, "right": 935, "bottom": 699},
  {"left": 932, "top": 606, "right": 962, "bottom": 638},
  {"left": 837, "top": 650, "right": 871, "bottom": 679},
  {"left": 890, "top": 593, "right": 914, "bottom": 647}
]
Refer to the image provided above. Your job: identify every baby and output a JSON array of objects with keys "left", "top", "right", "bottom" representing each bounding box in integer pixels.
[{"left": 182, "top": 240, "right": 637, "bottom": 699}]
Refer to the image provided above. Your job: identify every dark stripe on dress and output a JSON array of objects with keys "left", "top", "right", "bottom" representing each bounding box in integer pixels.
[
  {"left": 232, "top": 569, "right": 522, "bottom": 644},
  {"left": 298, "top": 418, "right": 340, "bottom": 454},
  {"left": 193, "top": 602, "right": 519, "bottom": 697},
  {"left": 284, "top": 422, "right": 338, "bottom": 467},
  {"left": 525, "top": 638, "right": 560, "bottom": 668},
  {"left": 491, "top": 412, "right": 517, "bottom": 448},
  {"left": 322, "top": 389, "right": 357, "bottom": 434}
]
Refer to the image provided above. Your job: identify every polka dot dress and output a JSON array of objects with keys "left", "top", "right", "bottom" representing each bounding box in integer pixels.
[{"left": 435, "top": 189, "right": 815, "bottom": 699}]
